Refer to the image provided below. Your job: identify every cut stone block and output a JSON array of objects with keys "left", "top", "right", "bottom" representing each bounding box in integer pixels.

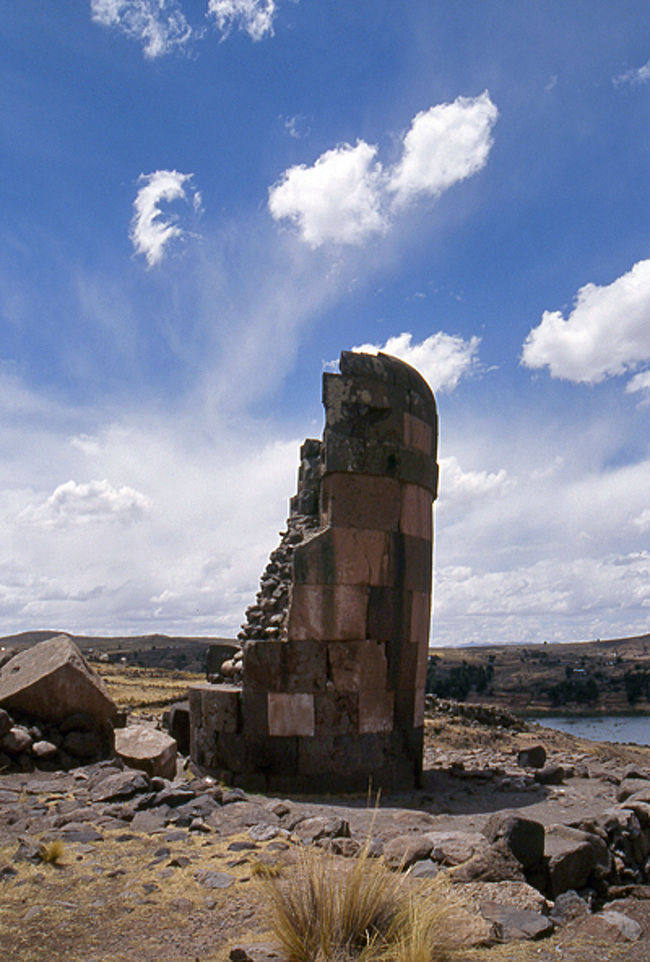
[
  {"left": 267, "top": 693, "right": 315, "bottom": 736},
  {"left": 327, "top": 640, "right": 388, "bottom": 691},
  {"left": 243, "top": 641, "right": 285, "bottom": 692},
  {"left": 114, "top": 724, "right": 177, "bottom": 780},
  {"left": 293, "top": 527, "right": 391, "bottom": 587},
  {"left": 358, "top": 689, "right": 394, "bottom": 733},
  {"left": 189, "top": 683, "right": 241, "bottom": 734},
  {"left": 314, "top": 691, "right": 359, "bottom": 735},
  {"left": 288, "top": 584, "right": 368, "bottom": 641},
  {"left": 0, "top": 634, "right": 116, "bottom": 725},
  {"left": 320, "top": 473, "right": 402, "bottom": 531},
  {"left": 403, "top": 412, "right": 433, "bottom": 455},
  {"left": 409, "top": 590, "right": 431, "bottom": 646},
  {"left": 399, "top": 482, "right": 433, "bottom": 540}
]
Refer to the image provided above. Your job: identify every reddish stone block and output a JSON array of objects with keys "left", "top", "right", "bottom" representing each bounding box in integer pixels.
[
  {"left": 394, "top": 689, "right": 417, "bottom": 730},
  {"left": 327, "top": 640, "right": 388, "bottom": 691},
  {"left": 243, "top": 640, "right": 285, "bottom": 692},
  {"left": 267, "top": 692, "right": 315, "bottom": 736},
  {"left": 284, "top": 640, "right": 328, "bottom": 692},
  {"left": 320, "top": 473, "right": 402, "bottom": 531},
  {"left": 400, "top": 483, "right": 433, "bottom": 540},
  {"left": 293, "top": 528, "right": 391, "bottom": 587},
  {"left": 358, "top": 689, "right": 394, "bottom": 733},
  {"left": 403, "top": 412, "right": 433, "bottom": 454},
  {"left": 390, "top": 533, "right": 432, "bottom": 592},
  {"left": 409, "top": 590, "right": 431, "bottom": 647},
  {"left": 367, "top": 587, "right": 405, "bottom": 642},
  {"left": 314, "top": 691, "right": 359, "bottom": 735},
  {"left": 415, "top": 638, "right": 429, "bottom": 691},
  {"left": 241, "top": 689, "right": 268, "bottom": 736},
  {"left": 288, "top": 584, "right": 368, "bottom": 641}
]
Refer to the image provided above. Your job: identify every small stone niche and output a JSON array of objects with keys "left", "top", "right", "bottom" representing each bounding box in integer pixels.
[{"left": 189, "top": 350, "right": 438, "bottom": 792}]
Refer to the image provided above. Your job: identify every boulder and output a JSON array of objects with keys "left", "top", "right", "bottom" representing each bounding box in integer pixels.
[
  {"left": 114, "top": 724, "right": 177, "bottom": 780},
  {"left": 545, "top": 824, "right": 611, "bottom": 897},
  {"left": 0, "top": 635, "right": 116, "bottom": 725},
  {"left": 482, "top": 813, "right": 545, "bottom": 869},
  {"left": 0, "top": 707, "right": 11, "bottom": 737},
  {"left": 383, "top": 834, "right": 433, "bottom": 870},
  {"left": 1, "top": 725, "right": 32, "bottom": 756}
]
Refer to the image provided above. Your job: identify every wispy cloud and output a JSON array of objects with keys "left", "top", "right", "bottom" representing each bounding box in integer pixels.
[
  {"left": 207, "top": 0, "right": 276, "bottom": 41},
  {"left": 130, "top": 170, "right": 202, "bottom": 267},
  {"left": 90, "top": 0, "right": 194, "bottom": 59},
  {"left": 521, "top": 258, "right": 650, "bottom": 387},
  {"left": 613, "top": 60, "right": 650, "bottom": 86},
  {"left": 268, "top": 92, "right": 498, "bottom": 247},
  {"left": 350, "top": 331, "right": 481, "bottom": 393},
  {"left": 438, "top": 455, "right": 513, "bottom": 507}
]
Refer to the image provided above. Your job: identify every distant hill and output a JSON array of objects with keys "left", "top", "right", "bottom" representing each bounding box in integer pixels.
[
  {"left": 427, "top": 633, "right": 650, "bottom": 713},
  {"left": 0, "top": 631, "right": 235, "bottom": 674}
]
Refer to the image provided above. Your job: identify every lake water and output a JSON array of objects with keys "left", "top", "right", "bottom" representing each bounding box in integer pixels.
[{"left": 530, "top": 715, "right": 650, "bottom": 746}]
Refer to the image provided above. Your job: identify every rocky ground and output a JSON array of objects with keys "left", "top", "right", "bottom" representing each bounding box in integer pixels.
[{"left": 2, "top": 708, "right": 650, "bottom": 961}]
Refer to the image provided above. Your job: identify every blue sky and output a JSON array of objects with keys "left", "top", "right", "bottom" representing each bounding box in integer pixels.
[{"left": 1, "top": 1, "right": 649, "bottom": 646}]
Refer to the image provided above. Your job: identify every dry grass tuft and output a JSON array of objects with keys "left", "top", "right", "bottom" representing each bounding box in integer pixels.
[
  {"left": 39, "top": 839, "right": 65, "bottom": 865},
  {"left": 251, "top": 859, "right": 283, "bottom": 879},
  {"left": 258, "top": 842, "right": 461, "bottom": 962}
]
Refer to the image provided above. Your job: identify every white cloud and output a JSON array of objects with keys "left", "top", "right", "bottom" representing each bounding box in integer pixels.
[
  {"left": 438, "top": 455, "right": 513, "bottom": 507},
  {"left": 19, "top": 479, "right": 151, "bottom": 528},
  {"left": 626, "top": 368, "right": 650, "bottom": 400},
  {"left": 521, "top": 258, "right": 650, "bottom": 383},
  {"left": 130, "top": 170, "right": 201, "bottom": 267},
  {"left": 268, "top": 93, "right": 498, "bottom": 247},
  {"left": 613, "top": 61, "right": 650, "bottom": 86},
  {"left": 351, "top": 331, "right": 480, "bottom": 393},
  {"left": 268, "top": 141, "right": 387, "bottom": 247},
  {"left": 387, "top": 92, "right": 498, "bottom": 207},
  {"left": 207, "top": 0, "right": 276, "bottom": 41},
  {"left": 90, "top": 0, "right": 193, "bottom": 59}
]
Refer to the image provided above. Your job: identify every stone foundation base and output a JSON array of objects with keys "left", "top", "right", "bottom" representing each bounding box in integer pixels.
[{"left": 189, "top": 682, "right": 422, "bottom": 793}]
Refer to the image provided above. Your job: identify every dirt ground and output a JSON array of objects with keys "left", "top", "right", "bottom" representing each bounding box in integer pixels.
[{"left": 1, "top": 715, "right": 650, "bottom": 962}]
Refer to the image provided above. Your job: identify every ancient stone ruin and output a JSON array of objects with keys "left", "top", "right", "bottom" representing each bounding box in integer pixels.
[{"left": 190, "top": 350, "right": 438, "bottom": 791}]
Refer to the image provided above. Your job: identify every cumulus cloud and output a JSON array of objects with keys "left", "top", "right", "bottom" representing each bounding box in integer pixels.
[
  {"left": 207, "top": 0, "right": 276, "bottom": 40},
  {"left": 268, "top": 92, "right": 498, "bottom": 247},
  {"left": 268, "top": 141, "right": 387, "bottom": 247},
  {"left": 438, "top": 455, "right": 513, "bottom": 507},
  {"left": 130, "top": 170, "right": 201, "bottom": 267},
  {"left": 614, "top": 60, "right": 650, "bottom": 86},
  {"left": 90, "top": 0, "right": 193, "bottom": 59},
  {"left": 521, "top": 258, "right": 650, "bottom": 384},
  {"left": 387, "top": 92, "right": 498, "bottom": 207},
  {"left": 351, "top": 331, "right": 480, "bottom": 393},
  {"left": 19, "top": 479, "right": 151, "bottom": 528}
]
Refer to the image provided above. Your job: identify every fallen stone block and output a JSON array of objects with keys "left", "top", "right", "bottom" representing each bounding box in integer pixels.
[
  {"left": 0, "top": 635, "right": 116, "bottom": 725},
  {"left": 479, "top": 901, "right": 554, "bottom": 942},
  {"left": 517, "top": 745, "right": 546, "bottom": 769},
  {"left": 114, "top": 725, "right": 177, "bottom": 780}
]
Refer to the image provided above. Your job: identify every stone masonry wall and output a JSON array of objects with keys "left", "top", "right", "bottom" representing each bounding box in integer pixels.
[{"left": 190, "top": 350, "right": 438, "bottom": 792}]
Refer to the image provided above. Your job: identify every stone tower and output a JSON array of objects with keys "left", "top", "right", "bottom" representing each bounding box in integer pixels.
[{"left": 189, "top": 350, "right": 438, "bottom": 792}]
